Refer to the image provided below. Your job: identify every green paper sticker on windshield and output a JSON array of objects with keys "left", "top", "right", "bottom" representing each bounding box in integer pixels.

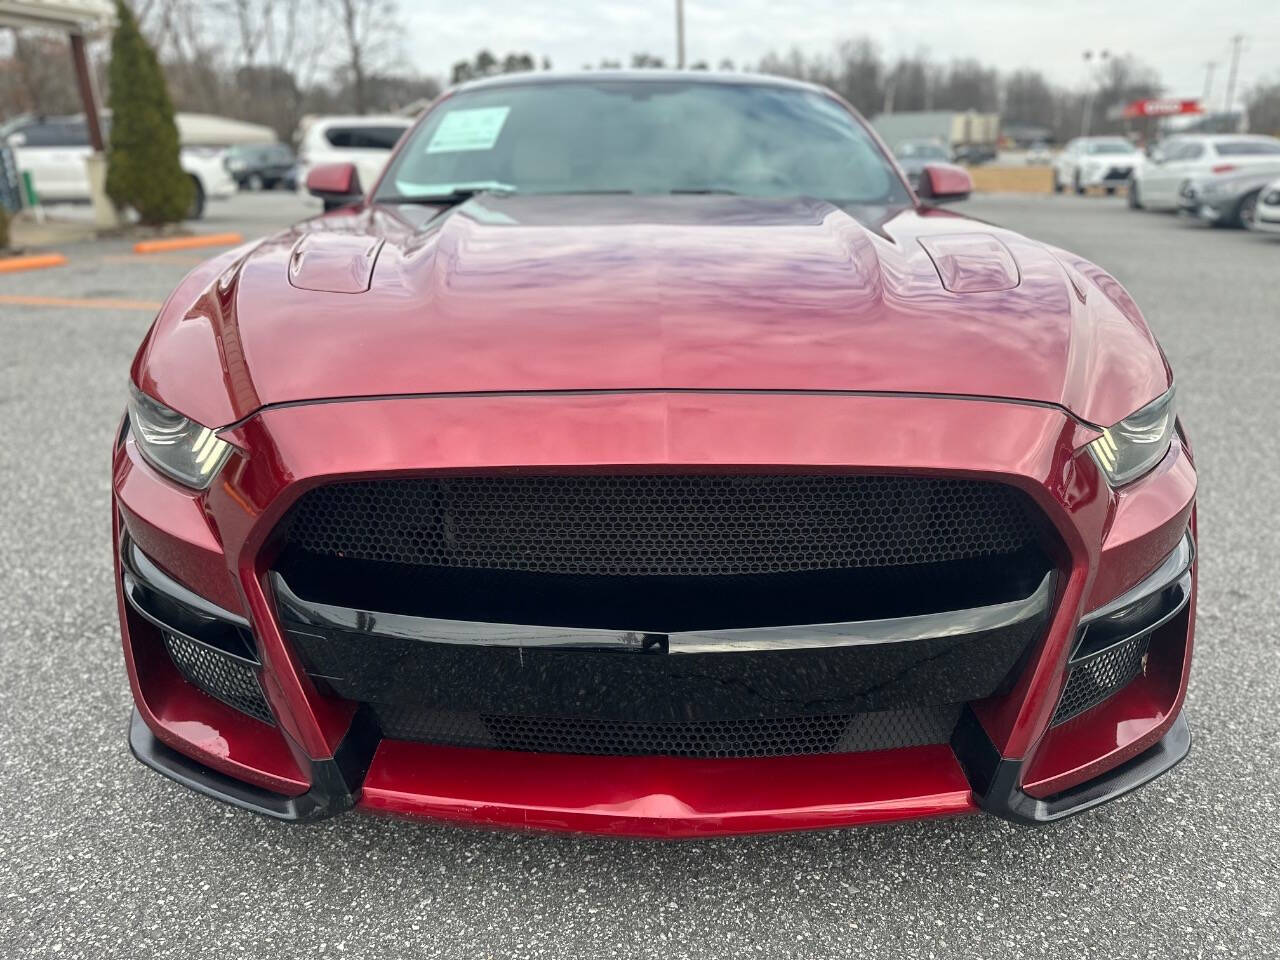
[{"left": 425, "top": 107, "right": 511, "bottom": 153}]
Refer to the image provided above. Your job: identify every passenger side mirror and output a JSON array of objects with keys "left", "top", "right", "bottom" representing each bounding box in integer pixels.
[
  {"left": 306, "top": 162, "right": 362, "bottom": 211},
  {"left": 916, "top": 163, "right": 973, "bottom": 203}
]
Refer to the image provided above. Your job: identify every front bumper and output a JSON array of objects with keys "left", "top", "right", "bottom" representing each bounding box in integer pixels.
[
  {"left": 114, "top": 391, "right": 1197, "bottom": 835},
  {"left": 1078, "top": 165, "right": 1134, "bottom": 188}
]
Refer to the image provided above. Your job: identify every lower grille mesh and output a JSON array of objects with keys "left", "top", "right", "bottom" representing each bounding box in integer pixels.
[
  {"left": 1052, "top": 634, "right": 1149, "bottom": 726},
  {"left": 372, "top": 704, "right": 962, "bottom": 758},
  {"left": 161, "top": 630, "right": 274, "bottom": 725}
]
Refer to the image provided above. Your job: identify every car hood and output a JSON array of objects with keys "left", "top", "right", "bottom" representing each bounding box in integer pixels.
[{"left": 137, "top": 194, "right": 1170, "bottom": 429}]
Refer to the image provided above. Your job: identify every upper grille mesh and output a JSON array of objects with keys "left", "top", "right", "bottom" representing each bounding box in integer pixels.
[{"left": 283, "top": 474, "right": 1037, "bottom": 577}]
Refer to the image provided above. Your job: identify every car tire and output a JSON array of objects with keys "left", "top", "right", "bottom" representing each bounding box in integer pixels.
[
  {"left": 247, "top": 173, "right": 264, "bottom": 191},
  {"left": 1128, "top": 178, "right": 1143, "bottom": 209},
  {"left": 1052, "top": 171, "right": 1063, "bottom": 194},
  {"left": 1105, "top": 186, "right": 1116, "bottom": 196},
  {"left": 1073, "top": 172, "right": 1085, "bottom": 196},
  {"left": 186, "top": 176, "right": 205, "bottom": 220},
  {"left": 1237, "top": 190, "right": 1260, "bottom": 230}
]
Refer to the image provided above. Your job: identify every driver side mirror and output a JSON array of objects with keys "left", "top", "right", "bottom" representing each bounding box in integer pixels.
[
  {"left": 306, "top": 162, "right": 362, "bottom": 211},
  {"left": 917, "top": 163, "right": 973, "bottom": 203}
]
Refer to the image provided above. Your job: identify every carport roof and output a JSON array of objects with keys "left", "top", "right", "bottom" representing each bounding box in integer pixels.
[{"left": 0, "top": 0, "right": 113, "bottom": 30}]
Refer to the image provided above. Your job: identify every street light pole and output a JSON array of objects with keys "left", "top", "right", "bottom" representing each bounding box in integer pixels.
[
  {"left": 1080, "top": 49, "right": 1109, "bottom": 138},
  {"left": 676, "top": 0, "right": 685, "bottom": 69}
]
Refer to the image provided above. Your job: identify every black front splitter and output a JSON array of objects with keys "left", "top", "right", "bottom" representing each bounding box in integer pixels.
[
  {"left": 127, "top": 707, "right": 377, "bottom": 822},
  {"left": 952, "top": 705, "right": 1191, "bottom": 825}
]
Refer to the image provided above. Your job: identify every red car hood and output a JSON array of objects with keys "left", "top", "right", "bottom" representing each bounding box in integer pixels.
[{"left": 138, "top": 195, "right": 1169, "bottom": 429}]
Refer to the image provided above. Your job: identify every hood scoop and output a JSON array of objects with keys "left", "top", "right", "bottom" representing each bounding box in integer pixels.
[
  {"left": 919, "top": 234, "right": 1020, "bottom": 293},
  {"left": 288, "top": 233, "right": 384, "bottom": 294}
]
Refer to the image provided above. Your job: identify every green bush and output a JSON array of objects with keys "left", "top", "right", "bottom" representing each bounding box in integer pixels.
[
  {"left": 105, "top": 0, "right": 192, "bottom": 225},
  {"left": 0, "top": 205, "right": 10, "bottom": 250}
]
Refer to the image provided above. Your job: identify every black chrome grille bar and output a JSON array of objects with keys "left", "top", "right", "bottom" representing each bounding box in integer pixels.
[{"left": 271, "top": 568, "right": 1053, "bottom": 655}]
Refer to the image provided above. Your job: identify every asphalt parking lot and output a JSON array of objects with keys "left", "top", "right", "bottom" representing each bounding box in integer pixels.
[{"left": 1, "top": 191, "right": 1277, "bottom": 960}]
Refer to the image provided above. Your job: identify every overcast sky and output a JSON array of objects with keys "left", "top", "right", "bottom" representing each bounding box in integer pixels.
[{"left": 405, "top": 0, "right": 1280, "bottom": 108}]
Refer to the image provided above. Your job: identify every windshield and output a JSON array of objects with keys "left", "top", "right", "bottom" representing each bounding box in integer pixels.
[
  {"left": 1215, "top": 140, "right": 1280, "bottom": 156},
  {"left": 377, "top": 79, "right": 910, "bottom": 205},
  {"left": 894, "top": 142, "right": 949, "bottom": 160},
  {"left": 1085, "top": 140, "right": 1134, "bottom": 155}
]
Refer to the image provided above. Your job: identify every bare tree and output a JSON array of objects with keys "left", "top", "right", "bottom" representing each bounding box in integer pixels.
[{"left": 328, "top": 0, "right": 401, "bottom": 114}]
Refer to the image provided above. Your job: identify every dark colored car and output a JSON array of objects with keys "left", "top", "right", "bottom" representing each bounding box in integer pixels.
[
  {"left": 115, "top": 72, "right": 1196, "bottom": 836},
  {"left": 892, "top": 139, "right": 952, "bottom": 191},
  {"left": 224, "top": 142, "right": 297, "bottom": 190}
]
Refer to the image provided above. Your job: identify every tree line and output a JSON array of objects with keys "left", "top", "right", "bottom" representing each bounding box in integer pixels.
[{"left": 3, "top": 4, "right": 1279, "bottom": 145}]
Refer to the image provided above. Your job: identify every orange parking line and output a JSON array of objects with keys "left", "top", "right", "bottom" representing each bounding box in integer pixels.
[
  {"left": 0, "top": 253, "right": 68, "bottom": 273},
  {"left": 133, "top": 233, "right": 243, "bottom": 254},
  {"left": 0, "top": 293, "right": 162, "bottom": 311}
]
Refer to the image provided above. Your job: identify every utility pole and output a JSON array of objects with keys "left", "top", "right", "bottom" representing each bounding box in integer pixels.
[
  {"left": 1223, "top": 34, "right": 1244, "bottom": 119},
  {"left": 676, "top": 0, "right": 685, "bottom": 69},
  {"left": 1202, "top": 61, "right": 1217, "bottom": 104}
]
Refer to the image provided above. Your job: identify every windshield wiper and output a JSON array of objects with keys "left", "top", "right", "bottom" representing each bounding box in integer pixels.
[
  {"left": 378, "top": 185, "right": 516, "bottom": 206},
  {"left": 666, "top": 187, "right": 742, "bottom": 195}
]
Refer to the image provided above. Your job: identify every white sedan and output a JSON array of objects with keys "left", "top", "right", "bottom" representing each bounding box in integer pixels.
[
  {"left": 3, "top": 114, "right": 236, "bottom": 218},
  {"left": 1053, "top": 137, "right": 1141, "bottom": 195},
  {"left": 1252, "top": 177, "right": 1280, "bottom": 235},
  {"left": 1129, "top": 134, "right": 1280, "bottom": 212}
]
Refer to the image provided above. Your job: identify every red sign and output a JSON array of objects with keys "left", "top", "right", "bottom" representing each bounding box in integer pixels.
[{"left": 1121, "top": 98, "right": 1204, "bottom": 119}]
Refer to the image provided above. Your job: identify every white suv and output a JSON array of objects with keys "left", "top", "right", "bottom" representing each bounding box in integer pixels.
[
  {"left": 3, "top": 114, "right": 236, "bottom": 218},
  {"left": 1052, "top": 137, "right": 1141, "bottom": 195},
  {"left": 1129, "top": 134, "right": 1280, "bottom": 212},
  {"left": 296, "top": 116, "right": 413, "bottom": 197}
]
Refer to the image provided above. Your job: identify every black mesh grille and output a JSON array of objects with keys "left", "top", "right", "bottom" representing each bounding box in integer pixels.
[
  {"left": 161, "top": 630, "right": 274, "bottom": 725},
  {"left": 284, "top": 474, "right": 1038, "bottom": 577},
  {"left": 1052, "top": 634, "right": 1149, "bottom": 726},
  {"left": 373, "top": 703, "right": 961, "bottom": 758}
]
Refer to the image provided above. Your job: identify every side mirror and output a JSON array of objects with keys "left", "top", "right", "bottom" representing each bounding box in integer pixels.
[
  {"left": 917, "top": 163, "right": 973, "bottom": 203},
  {"left": 306, "top": 162, "right": 362, "bottom": 211}
]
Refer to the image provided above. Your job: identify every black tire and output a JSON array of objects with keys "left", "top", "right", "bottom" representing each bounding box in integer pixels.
[
  {"left": 246, "top": 173, "right": 265, "bottom": 191},
  {"left": 1237, "top": 190, "right": 1260, "bottom": 230},
  {"left": 186, "top": 176, "right": 206, "bottom": 220},
  {"left": 1128, "top": 178, "right": 1143, "bottom": 209},
  {"left": 1073, "top": 172, "right": 1085, "bottom": 195},
  {"left": 1105, "top": 186, "right": 1116, "bottom": 196},
  {"left": 1053, "top": 171, "right": 1063, "bottom": 194}
]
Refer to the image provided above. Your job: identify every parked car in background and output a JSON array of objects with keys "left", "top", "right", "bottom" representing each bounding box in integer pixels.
[
  {"left": 1251, "top": 177, "right": 1280, "bottom": 235},
  {"left": 1025, "top": 141, "right": 1051, "bottom": 165},
  {"left": 2, "top": 114, "right": 236, "bottom": 218},
  {"left": 891, "top": 139, "right": 951, "bottom": 190},
  {"left": 295, "top": 115, "right": 412, "bottom": 196},
  {"left": 1179, "top": 162, "right": 1280, "bottom": 228},
  {"left": 225, "top": 142, "right": 297, "bottom": 191},
  {"left": 1053, "top": 136, "right": 1141, "bottom": 195},
  {"left": 1129, "top": 134, "right": 1280, "bottom": 212}
]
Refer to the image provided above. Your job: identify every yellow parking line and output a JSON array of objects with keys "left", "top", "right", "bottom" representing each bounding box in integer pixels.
[{"left": 0, "top": 294, "right": 163, "bottom": 311}]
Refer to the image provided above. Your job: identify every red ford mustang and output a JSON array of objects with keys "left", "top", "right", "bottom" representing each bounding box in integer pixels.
[{"left": 114, "top": 72, "right": 1196, "bottom": 835}]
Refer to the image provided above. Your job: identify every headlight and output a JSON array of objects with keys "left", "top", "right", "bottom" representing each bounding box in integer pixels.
[
  {"left": 1087, "top": 387, "right": 1176, "bottom": 487},
  {"left": 127, "top": 384, "right": 231, "bottom": 489}
]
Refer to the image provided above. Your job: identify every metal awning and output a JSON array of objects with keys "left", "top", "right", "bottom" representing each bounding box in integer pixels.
[{"left": 0, "top": 0, "right": 113, "bottom": 30}]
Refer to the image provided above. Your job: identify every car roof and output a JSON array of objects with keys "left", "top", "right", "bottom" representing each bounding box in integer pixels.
[{"left": 450, "top": 69, "right": 830, "bottom": 98}]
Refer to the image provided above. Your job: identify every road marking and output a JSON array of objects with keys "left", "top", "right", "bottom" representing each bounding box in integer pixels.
[
  {"left": 0, "top": 294, "right": 162, "bottom": 311},
  {"left": 134, "top": 232, "right": 243, "bottom": 254},
  {"left": 100, "top": 253, "right": 208, "bottom": 266}
]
